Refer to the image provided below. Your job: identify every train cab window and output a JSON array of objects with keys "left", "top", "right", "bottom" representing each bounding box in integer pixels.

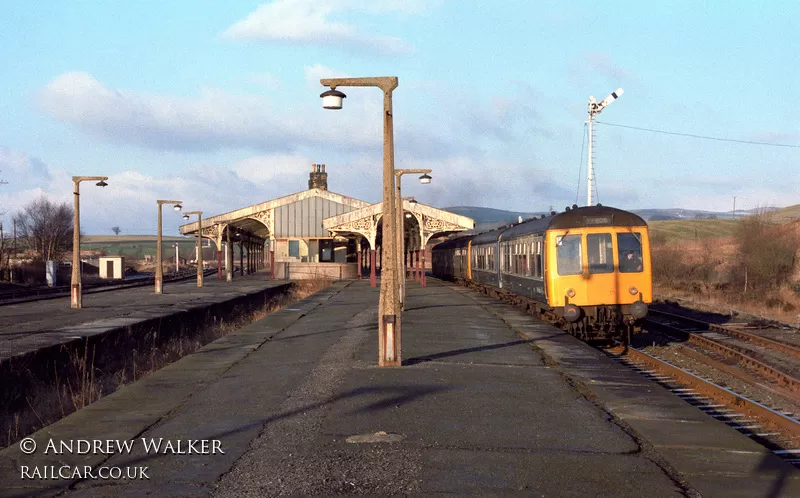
[
  {"left": 587, "top": 233, "right": 614, "bottom": 274},
  {"left": 618, "top": 232, "right": 644, "bottom": 273},
  {"left": 556, "top": 235, "right": 582, "bottom": 275}
]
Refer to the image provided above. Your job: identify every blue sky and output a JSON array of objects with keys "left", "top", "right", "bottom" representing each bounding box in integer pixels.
[{"left": 0, "top": 0, "right": 797, "bottom": 235}]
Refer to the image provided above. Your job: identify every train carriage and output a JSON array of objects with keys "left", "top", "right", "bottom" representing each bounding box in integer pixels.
[{"left": 432, "top": 205, "right": 652, "bottom": 342}]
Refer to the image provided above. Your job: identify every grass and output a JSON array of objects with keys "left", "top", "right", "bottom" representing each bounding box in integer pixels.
[
  {"left": 649, "top": 219, "right": 739, "bottom": 241},
  {"left": 769, "top": 204, "right": 800, "bottom": 222}
]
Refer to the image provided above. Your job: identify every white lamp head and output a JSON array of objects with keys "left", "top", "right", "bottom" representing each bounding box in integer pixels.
[
  {"left": 419, "top": 173, "right": 432, "bottom": 184},
  {"left": 321, "top": 88, "right": 346, "bottom": 110}
]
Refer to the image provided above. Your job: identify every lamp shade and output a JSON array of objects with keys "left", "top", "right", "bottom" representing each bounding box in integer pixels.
[
  {"left": 419, "top": 173, "right": 432, "bottom": 184},
  {"left": 321, "top": 89, "right": 346, "bottom": 110}
]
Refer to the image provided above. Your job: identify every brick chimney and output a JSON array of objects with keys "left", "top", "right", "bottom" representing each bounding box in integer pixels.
[{"left": 308, "top": 163, "right": 328, "bottom": 190}]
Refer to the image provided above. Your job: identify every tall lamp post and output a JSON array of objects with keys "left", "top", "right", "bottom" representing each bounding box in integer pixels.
[
  {"left": 71, "top": 176, "right": 108, "bottom": 309},
  {"left": 394, "top": 169, "right": 431, "bottom": 308},
  {"left": 182, "top": 211, "right": 204, "bottom": 288},
  {"left": 155, "top": 200, "right": 182, "bottom": 294},
  {"left": 320, "top": 76, "right": 401, "bottom": 367}
]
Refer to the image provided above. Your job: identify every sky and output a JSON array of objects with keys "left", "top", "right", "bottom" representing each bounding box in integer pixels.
[{"left": 0, "top": 0, "right": 797, "bottom": 235}]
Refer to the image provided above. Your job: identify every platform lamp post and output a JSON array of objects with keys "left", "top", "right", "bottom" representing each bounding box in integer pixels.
[
  {"left": 320, "top": 76, "right": 401, "bottom": 367},
  {"left": 71, "top": 176, "right": 108, "bottom": 309},
  {"left": 394, "top": 169, "right": 431, "bottom": 308},
  {"left": 172, "top": 243, "right": 180, "bottom": 272},
  {"left": 182, "top": 211, "right": 204, "bottom": 288},
  {"left": 155, "top": 200, "right": 182, "bottom": 294}
]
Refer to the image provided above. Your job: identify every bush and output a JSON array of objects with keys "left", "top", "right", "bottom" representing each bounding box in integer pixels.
[{"left": 732, "top": 210, "right": 798, "bottom": 296}]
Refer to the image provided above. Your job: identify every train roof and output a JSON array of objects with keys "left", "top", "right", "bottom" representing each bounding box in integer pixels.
[
  {"left": 431, "top": 234, "right": 474, "bottom": 251},
  {"left": 470, "top": 205, "right": 647, "bottom": 244}
]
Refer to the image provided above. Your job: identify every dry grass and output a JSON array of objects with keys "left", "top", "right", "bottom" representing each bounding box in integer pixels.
[
  {"left": 652, "top": 216, "right": 800, "bottom": 326},
  {"left": 2, "top": 276, "right": 332, "bottom": 449}
]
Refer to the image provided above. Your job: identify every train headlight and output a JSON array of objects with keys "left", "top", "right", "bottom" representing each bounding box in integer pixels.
[
  {"left": 566, "top": 288, "right": 576, "bottom": 298},
  {"left": 629, "top": 286, "right": 638, "bottom": 296}
]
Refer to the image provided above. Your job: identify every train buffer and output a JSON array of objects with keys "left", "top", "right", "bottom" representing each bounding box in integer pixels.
[{"left": 1, "top": 278, "right": 798, "bottom": 496}]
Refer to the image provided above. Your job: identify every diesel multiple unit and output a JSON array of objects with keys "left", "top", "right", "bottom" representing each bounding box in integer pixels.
[{"left": 432, "top": 205, "right": 651, "bottom": 342}]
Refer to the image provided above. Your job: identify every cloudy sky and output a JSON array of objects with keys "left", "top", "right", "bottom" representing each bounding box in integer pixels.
[{"left": 1, "top": 0, "right": 797, "bottom": 235}]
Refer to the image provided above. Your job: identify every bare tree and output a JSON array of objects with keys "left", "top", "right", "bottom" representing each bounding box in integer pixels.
[
  {"left": 13, "top": 196, "right": 74, "bottom": 262},
  {"left": 111, "top": 226, "right": 121, "bottom": 236}
]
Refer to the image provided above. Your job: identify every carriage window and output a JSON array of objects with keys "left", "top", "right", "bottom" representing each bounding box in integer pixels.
[
  {"left": 587, "top": 233, "right": 614, "bottom": 274},
  {"left": 556, "top": 235, "right": 582, "bottom": 275},
  {"left": 618, "top": 232, "right": 643, "bottom": 273}
]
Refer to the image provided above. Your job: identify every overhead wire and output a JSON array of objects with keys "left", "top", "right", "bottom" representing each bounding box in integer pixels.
[{"left": 596, "top": 121, "right": 800, "bottom": 148}]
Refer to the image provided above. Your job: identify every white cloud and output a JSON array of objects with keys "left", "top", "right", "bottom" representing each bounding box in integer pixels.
[
  {"left": 221, "top": 0, "right": 421, "bottom": 54},
  {"left": 0, "top": 147, "right": 51, "bottom": 182},
  {"left": 36, "top": 71, "right": 377, "bottom": 153},
  {"left": 35, "top": 70, "right": 503, "bottom": 161}
]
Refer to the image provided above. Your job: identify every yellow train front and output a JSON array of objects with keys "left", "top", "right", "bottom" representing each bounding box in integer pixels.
[{"left": 432, "top": 205, "right": 652, "bottom": 342}]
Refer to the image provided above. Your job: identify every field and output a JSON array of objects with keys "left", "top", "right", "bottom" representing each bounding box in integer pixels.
[
  {"left": 81, "top": 235, "right": 208, "bottom": 260},
  {"left": 648, "top": 203, "right": 800, "bottom": 242},
  {"left": 648, "top": 219, "right": 739, "bottom": 241}
]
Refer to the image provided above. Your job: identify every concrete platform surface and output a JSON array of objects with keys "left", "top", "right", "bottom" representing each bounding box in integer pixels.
[
  {"left": 0, "top": 271, "right": 283, "bottom": 361},
  {"left": 0, "top": 278, "right": 797, "bottom": 496}
]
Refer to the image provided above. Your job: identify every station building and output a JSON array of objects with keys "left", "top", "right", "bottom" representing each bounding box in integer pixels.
[{"left": 179, "top": 164, "right": 474, "bottom": 284}]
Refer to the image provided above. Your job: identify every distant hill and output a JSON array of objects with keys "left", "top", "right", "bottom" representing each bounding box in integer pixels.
[
  {"left": 444, "top": 206, "right": 547, "bottom": 232},
  {"left": 633, "top": 206, "right": 780, "bottom": 222}
]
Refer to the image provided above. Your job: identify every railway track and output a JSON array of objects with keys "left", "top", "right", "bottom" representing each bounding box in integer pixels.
[
  {"left": 0, "top": 268, "right": 219, "bottom": 306},
  {"left": 607, "top": 345, "right": 800, "bottom": 467},
  {"left": 645, "top": 309, "right": 800, "bottom": 394},
  {"left": 447, "top": 277, "right": 800, "bottom": 464}
]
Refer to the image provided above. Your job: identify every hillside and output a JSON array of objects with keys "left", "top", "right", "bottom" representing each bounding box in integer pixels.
[
  {"left": 647, "top": 219, "right": 739, "bottom": 241},
  {"left": 769, "top": 204, "right": 800, "bottom": 222}
]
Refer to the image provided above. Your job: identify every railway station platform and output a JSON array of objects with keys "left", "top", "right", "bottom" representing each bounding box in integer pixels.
[
  {"left": 1, "top": 278, "right": 799, "bottom": 496},
  {"left": 0, "top": 271, "right": 287, "bottom": 362}
]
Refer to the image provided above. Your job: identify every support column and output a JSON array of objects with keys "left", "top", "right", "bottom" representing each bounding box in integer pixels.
[
  {"left": 239, "top": 243, "right": 244, "bottom": 276},
  {"left": 217, "top": 246, "right": 222, "bottom": 280},
  {"left": 356, "top": 241, "right": 362, "bottom": 280},
  {"left": 226, "top": 230, "right": 233, "bottom": 282},
  {"left": 270, "top": 248, "right": 275, "bottom": 280},
  {"left": 246, "top": 243, "right": 251, "bottom": 274},
  {"left": 370, "top": 249, "right": 377, "bottom": 287},
  {"left": 422, "top": 247, "right": 427, "bottom": 287},
  {"left": 416, "top": 249, "right": 421, "bottom": 282}
]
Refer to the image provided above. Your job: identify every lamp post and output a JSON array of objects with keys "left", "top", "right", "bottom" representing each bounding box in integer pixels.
[
  {"left": 394, "top": 169, "right": 431, "bottom": 308},
  {"left": 71, "top": 176, "right": 108, "bottom": 309},
  {"left": 173, "top": 243, "right": 180, "bottom": 272},
  {"left": 320, "top": 76, "right": 401, "bottom": 367},
  {"left": 155, "top": 200, "right": 182, "bottom": 294},
  {"left": 182, "top": 211, "right": 204, "bottom": 287}
]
